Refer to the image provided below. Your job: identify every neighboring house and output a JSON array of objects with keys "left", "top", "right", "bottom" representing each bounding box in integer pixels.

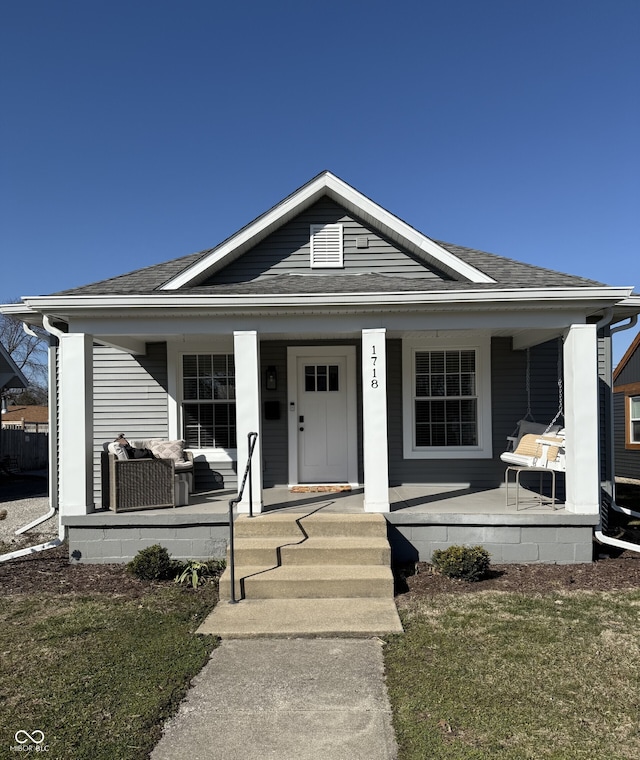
[
  {"left": 2, "top": 171, "right": 640, "bottom": 564},
  {"left": 0, "top": 341, "right": 28, "bottom": 462},
  {"left": 613, "top": 331, "right": 640, "bottom": 484},
  {"left": 0, "top": 341, "right": 27, "bottom": 397},
  {"left": 1, "top": 405, "right": 49, "bottom": 433}
]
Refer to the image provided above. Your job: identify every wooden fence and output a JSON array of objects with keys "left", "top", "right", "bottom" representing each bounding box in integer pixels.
[{"left": 0, "top": 428, "right": 48, "bottom": 471}]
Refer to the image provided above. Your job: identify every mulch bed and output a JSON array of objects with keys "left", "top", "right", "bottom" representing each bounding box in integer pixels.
[
  {"left": 398, "top": 554, "right": 640, "bottom": 598},
  {"left": 0, "top": 545, "right": 170, "bottom": 597},
  {"left": 3, "top": 542, "right": 640, "bottom": 599}
]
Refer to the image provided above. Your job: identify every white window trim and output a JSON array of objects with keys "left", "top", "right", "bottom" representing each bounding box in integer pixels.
[
  {"left": 402, "top": 336, "right": 493, "bottom": 459},
  {"left": 168, "top": 342, "right": 238, "bottom": 459},
  {"left": 629, "top": 395, "right": 640, "bottom": 446},
  {"left": 310, "top": 223, "right": 344, "bottom": 268}
]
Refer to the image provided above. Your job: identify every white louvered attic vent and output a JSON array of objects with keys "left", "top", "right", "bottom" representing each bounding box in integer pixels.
[{"left": 310, "top": 223, "right": 343, "bottom": 268}]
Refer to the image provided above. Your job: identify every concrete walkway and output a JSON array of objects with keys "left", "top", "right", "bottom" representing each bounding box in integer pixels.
[{"left": 151, "top": 638, "right": 398, "bottom": 760}]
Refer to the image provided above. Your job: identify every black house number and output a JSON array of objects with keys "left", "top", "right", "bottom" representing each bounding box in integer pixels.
[{"left": 370, "top": 345, "right": 378, "bottom": 389}]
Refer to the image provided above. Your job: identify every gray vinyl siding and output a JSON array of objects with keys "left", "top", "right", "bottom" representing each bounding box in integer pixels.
[
  {"left": 598, "top": 332, "right": 613, "bottom": 492},
  {"left": 259, "top": 342, "right": 289, "bottom": 487},
  {"left": 92, "top": 343, "right": 169, "bottom": 506},
  {"left": 205, "top": 198, "right": 448, "bottom": 285},
  {"left": 53, "top": 338, "right": 60, "bottom": 509},
  {"left": 387, "top": 337, "right": 563, "bottom": 487},
  {"left": 614, "top": 392, "right": 640, "bottom": 480}
]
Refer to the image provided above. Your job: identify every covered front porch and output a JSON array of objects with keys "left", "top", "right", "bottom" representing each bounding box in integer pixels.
[
  {"left": 63, "top": 483, "right": 597, "bottom": 565},
  {"left": 53, "top": 321, "right": 603, "bottom": 519}
]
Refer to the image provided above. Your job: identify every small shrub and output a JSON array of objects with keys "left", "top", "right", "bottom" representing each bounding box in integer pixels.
[
  {"left": 431, "top": 545, "right": 491, "bottom": 582},
  {"left": 175, "top": 561, "right": 209, "bottom": 589},
  {"left": 127, "top": 544, "right": 173, "bottom": 580},
  {"left": 174, "top": 558, "right": 226, "bottom": 589}
]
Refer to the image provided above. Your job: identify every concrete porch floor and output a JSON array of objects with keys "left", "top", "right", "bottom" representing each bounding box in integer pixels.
[{"left": 175, "top": 483, "right": 567, "bottom": 517}]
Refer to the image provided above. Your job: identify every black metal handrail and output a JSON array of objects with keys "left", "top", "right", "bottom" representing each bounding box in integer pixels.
[{"left": 228, "top": 432, "right": 258, "bottom": 604}]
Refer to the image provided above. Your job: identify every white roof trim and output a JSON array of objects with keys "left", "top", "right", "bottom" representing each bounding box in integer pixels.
[
  {"left": 160, "top": 172, "right": 496, "bottom": 290},
  {"left": 21, "top": 286, "right": 633, "bottom": 313}
]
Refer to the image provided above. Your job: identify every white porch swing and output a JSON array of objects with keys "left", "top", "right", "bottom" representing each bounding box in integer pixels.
[{"left": 501, "top": 341, "right": 566, "bottom": 508}]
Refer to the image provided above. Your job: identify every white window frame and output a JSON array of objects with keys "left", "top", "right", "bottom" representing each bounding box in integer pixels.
[
  {"left": 310, "top": 223, "right": 344, "bottom": 268},
  {"left": 402, "top": 336, "right": 492, "bottom": 459},
  {"left": 168, "top": 347, "right": 237, "bottom": 459}
]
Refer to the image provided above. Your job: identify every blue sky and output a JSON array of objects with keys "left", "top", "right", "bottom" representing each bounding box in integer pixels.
[{"left": 1, "top": 1, "right": 638, "bottom": 362}]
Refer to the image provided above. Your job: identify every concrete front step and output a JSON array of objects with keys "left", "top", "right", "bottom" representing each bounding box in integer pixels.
[
  {"left": 233, "top": 514, "right": 304, "bottom": 539},
  {"left": 233, "top": 512, "right": 387, "bottom": 539},
  {"left": 197, "top": 597, "right": 403, "bottom": 638},
  {"left": 220, "top": 564, "right": 394, "bottom": 600},
  {"left": 229, "top": 536, "right": 391, "bottom": 567},
  {"left": 281, "top": 537, "right": 391, "bottom": 566},
  {"left": 299, "top": 513, "right": 388, "bottom": 538}
]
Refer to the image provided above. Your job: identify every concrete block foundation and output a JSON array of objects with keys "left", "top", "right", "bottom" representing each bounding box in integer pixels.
[{"left": 386, "top": 512, "right": 597, "bottom": 565}]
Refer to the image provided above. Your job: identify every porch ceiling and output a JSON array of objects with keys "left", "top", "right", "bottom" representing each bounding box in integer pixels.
[{"left": 92, "top": 326, "right": 564, "bottom": 354}]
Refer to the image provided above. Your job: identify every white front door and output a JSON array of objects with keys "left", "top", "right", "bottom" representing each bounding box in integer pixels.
[{"left": 297, "top": 355, "right": 349, "bottom": 483}]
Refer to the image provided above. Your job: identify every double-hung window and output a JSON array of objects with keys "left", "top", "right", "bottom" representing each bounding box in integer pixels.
[
  {"left": 402, "top": 338, "right": 492, "bottom": 458},
  {"left": 182, "top": 354, "right": 236, "bottom": 449}
]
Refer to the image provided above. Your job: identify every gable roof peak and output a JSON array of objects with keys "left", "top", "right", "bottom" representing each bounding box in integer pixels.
[{"left": 160, "top": 172, "right": 496, "bottom": 290}]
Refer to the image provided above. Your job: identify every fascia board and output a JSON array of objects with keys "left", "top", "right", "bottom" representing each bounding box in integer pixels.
[
  {"left": 160, "top": 172, "right": 495, "bottom": 290},
  {"left": 23, "top": 287, "right": 634, "bottom": 314},
  {"left": 321, "top": 174, "right": 495, "bottom": 283},
  {"left": 161, "top": 176, "right": 330, "bottom": 290}
]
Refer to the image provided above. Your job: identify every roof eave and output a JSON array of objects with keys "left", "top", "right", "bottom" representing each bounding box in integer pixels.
[{"left": 19, "top": 286, "right": 634, "bottom": 316}]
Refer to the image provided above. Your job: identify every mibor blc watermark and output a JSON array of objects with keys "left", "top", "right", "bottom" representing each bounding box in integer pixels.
[{"left": 10, "top": 730, "right": 49, "bottom": 752}]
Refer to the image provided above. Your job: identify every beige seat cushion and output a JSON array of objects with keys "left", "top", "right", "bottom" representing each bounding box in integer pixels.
[{"left": 515, "top": 434, "right": 563, "bottom": 462}]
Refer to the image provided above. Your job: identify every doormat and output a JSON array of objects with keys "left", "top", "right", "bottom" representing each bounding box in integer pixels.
[{"left": 290, "top": 485, "right": 352, "bottom": 493}]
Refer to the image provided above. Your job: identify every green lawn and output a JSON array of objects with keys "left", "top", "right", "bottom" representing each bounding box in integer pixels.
[
  {"left": 385, "top": 590, "right": 640, "bottom": 760},
  {"left": 4, "top": 571, "right": 640, "bottom": 760},
  {"left": 0, "top": 586, "right": 218, "bottom": 760}
]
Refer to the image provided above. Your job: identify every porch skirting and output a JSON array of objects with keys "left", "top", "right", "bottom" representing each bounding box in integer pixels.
[
  {"left": 387, "top": 512, "right": 598, "bottom": 565},
  {"left": 63, "top": 510, "right": 598, "bottom": 565},
  {"left": 63, "top": 512, "right": 229, "bottom": 564}
]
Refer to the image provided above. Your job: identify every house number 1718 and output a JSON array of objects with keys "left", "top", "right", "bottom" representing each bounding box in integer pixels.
[{"left": 370, "top": 345, "right": 378, "bottom": 389}]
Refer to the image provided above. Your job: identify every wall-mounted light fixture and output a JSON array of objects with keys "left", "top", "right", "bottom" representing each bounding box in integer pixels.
[{"left": 265, "top": 365, "right": 277, "bottom": 391}]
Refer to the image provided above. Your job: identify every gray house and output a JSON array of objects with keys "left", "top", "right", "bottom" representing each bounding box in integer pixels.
[
  {"left": 614, "top": 331, "right": 640, "bottom": 484},
  {"left": 3, "top": 171, "right": 640, "bottom": 564}
]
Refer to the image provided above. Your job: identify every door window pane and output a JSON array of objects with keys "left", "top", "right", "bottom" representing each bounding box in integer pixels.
[{"left": 304, "top": 364, "right": 340, "bottom": 392}]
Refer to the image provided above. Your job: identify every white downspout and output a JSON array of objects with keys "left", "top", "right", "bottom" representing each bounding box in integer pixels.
[
  {"left": 0, "top": 315, "right": 66, "bottom": 562},
  {"left": 594, "top": 312, "right": 640, "bottom": 553}
]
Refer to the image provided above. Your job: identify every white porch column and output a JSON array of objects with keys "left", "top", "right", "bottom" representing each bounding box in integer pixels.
[
  {"left": 563, "top": 324, "right": 599, "bottom": 514},
  {"left": 59, "top": 333, "right": 94, "bottom": 515},
  {"left": 362, "top": 328, "right": 390, "bottom": 512},
  {"left": 233, "top": 330, "right": 263, "bottom": 514}
]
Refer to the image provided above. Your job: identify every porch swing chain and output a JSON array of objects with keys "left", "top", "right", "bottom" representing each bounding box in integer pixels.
[
  {"left": 524, "top": 347, "right": 533, "bottom": 422},
  {"left": 544, "top": 337, "right": 564, "bottom": 434}
]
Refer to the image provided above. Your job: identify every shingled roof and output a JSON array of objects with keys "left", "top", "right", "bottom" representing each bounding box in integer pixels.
[{"left": 52, "top": 237, "right": 604, "bottom": 297}]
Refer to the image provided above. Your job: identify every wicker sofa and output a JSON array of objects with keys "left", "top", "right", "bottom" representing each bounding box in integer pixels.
[{"left": 103, "top": 439, "right": 194, "bottom": 513}]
